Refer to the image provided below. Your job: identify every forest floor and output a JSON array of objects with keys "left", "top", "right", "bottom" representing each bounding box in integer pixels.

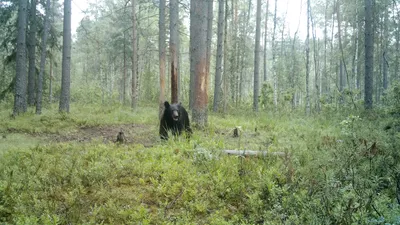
[
  {"left": 37, "top": 124, "right": 158, "bottom": 147},
  {"left": 3, "top": 123, "right": 159, "bottom": 149},
  {"left": 1, "top": 103, "right": 398, "bottom": 224}
]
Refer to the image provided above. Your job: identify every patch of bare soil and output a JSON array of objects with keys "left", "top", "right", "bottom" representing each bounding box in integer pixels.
[{"left": 45, "top": 124, "right": 159, "bottom": 147}]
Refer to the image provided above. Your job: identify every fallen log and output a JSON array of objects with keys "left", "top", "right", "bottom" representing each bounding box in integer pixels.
[{"left": 222, "top": 150, "right": 285, "bottom": 157}]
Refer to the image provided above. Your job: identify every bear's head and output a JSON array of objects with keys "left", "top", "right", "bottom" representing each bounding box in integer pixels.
[{"left": 164, "top": 101, "right": 181, "bottom": 122}]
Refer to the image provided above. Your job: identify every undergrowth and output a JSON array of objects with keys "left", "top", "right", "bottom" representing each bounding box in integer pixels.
[{"left": 0, "top": 103, "right": 399, "bottom": 224}]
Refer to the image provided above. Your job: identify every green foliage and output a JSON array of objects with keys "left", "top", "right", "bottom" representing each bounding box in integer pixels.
[
  {"left": 0, "top": 104, "right": 399, "bottom": 224},
  {"left": 383, "top": 82, "right": 400, "bottom": 116},
  {"left": 259, "top": 82, "right": 274, "bottom": 110}
]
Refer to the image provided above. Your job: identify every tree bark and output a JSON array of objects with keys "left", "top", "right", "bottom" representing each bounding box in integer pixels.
[
  {"left": 49, "top": 52, "right": 53, "bottom": 103},
  {"left": 27, "top": 0, "right": 37, "bottom": 106},
  {"left": 213, "top": 0, "right": 224, "bottom": 112},
  {"left": 272, "top": 0, "right": 278, "bottom": 109},
  {"left": 222, "top": 0, "right": 229, "bottom": 112},
  {"left": 206, "top": 0, "right": 213, "bottom": 89},
  {"left": 305, "top": 0, "right": 311, "bottom": 115},
  {"left": 36, "top": 0, "right": 51, "bottom": 115},
  {"left": 383, "top": 52, "right": 388, "bottom": 91},
  {"left": 189, "top": 1, "right": 195, "bottom": 109},
  {"left": 339, "top": 59, "right": 344, "bottom": 104},
  {"left": 263, "top": 0, "right": 269, "bottom": 82},
  {"left": 253, "top": 0, "right": 261, "bottom": 112},
  {"left": 123, "top": 31, "right": 127, "bottom": 104},
  {"left": 323, "top": 0, "right": 328, "bottom": 96},
  {"left": 131, "top": 0, "right": 138, "bottom": 109},
  {"left": 13, "top": 0, "right": 28, "bottom": 116},
  {"left": 59, "top": 0, "right": 71, "bottom": 113},
  {"left": 222, "top": 150, "right": 285, "bottom": 157},
  {"left": 170, "top": 0, "right": 179, "bottom": 103},
  {"left": 230, "top": 0, "right": 238, "bottom": 104},
  {"left": 382, "top": 7, "right": 388, "bottom": 92},
  {"left": 291, "top": 33, "right": 298, "bottom": 110},
  {"left": 310, "top": 5, "right": 320, "bottom": 112},
  {"left": 395, "top": 4, "right": 400, "bottom": 83},
  {"left": 159, "top": 0, "right": 166, "bottom": 118},
  {"left": 364, "top": 0, "right": 374, "bottom": 110},
  {"left": 353, "top": 0, "right": 359, "bottom": 92},
  {"left": 191, "top": 0, "right": 209, "bottom": 128},
  {"left": 238, "top": 0, "right": 252, "bottom": 105}
]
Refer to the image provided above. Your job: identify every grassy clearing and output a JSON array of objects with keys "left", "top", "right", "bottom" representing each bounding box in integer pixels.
[
  {"left": 0, "top": 133, "right": 44, "bottom": 154},
  {"left": 0, "top": 103, "right": 399, "bottom": 224}
]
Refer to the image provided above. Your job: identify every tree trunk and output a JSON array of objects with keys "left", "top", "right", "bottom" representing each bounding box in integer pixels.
[
  {"left": 49, "top": 0, "right": 54, "bottom": 105},
  {"left": 323, "top": 0, "right": 328, "bottom": 96},
  {"left": 36, "top": 0, "right": 51, "bottom": 115},
  {"left": 13, "top": 0, "right": 28, "bottom": 116},
  {"left": 263, "top": 0, "right": 269, "bottom": 82},
  {"left": 230, "top": 0, "right": 238, "bottom": 104},
  {"left": 238, "top": 0, "right": 252, "bottom": 105},
  {"left": 213, "top": 0, "right": 224, "bottom": 112},
  {"left": 136, "top": 4, "right": 141, "bottom": 101},
  {"left": 310, "top": 5, "right": 320, "bottom": 112},
  {"left": 339, "top": 59, "right": 344, "bottom": 104},
  {"left": 49, "top": 54, "right": 53, "bottom": 103},
  {"left": 253, "top": 0, "right": 261, "bottom": 112},
  {"left": 382, "top": 7, "right": 388, "bottom": 92},
  {"left": 191, "top": 0, "right": 209, "bottom": 128},
  {"left": 59, "top": 0, "right": 71, "bottom": 113},
  {"left": 395, "top": 4, "right": 400, "bottom": 83},
  {"left": 170, "top": 0, "right": 179, "bottom": 103},
  {"left": 353, "top": 0, "right": 359, "bottom": 91},
  {"left": 364, "top": 0, "right": 374, "bottom": 110},
  {"left": 305, "top": 0, "right": 311, "bottom": 115},
  {"left": 222, "top": 0, "right": 228, "bottom": 112},
  {"left": 328, "top": 0, "right": 336, "bottom": 102},
  {"left": 272, "top": 0, "right": 278, "bottom": 109},
  {"left": 189, "top": 0, "right": 201, "bottom": 110},
  {"left": 206, "top": 0, "right": 213, "bottom": 89},
  {"left": 383, "top": 52, "right": 388, "bottom": 91},
  {"left": 159, "top": 0, "right": 166, "bottom": 118},
  {"left": 131, "top": 0, "right": 138, "bottom": 109},
  {"left": 27, "top": 0, "right": 37, "bottom": 106},
  {"left": 291, "top": 33, "right": 298, "bottom": 110},
  {"left": 123, "top": 31, "right": 127, "bottom": 104},
  {"left": 337, "top": 1, "right": 344, "bottom": 106}
]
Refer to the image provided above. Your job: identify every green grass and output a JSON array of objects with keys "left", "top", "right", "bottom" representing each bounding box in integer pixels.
[
  {"left": 0, "top": 133, "right": 44, "bottom": 154},
  {"left": 0, "top": 103, "right": 399, "bottom": 224}
]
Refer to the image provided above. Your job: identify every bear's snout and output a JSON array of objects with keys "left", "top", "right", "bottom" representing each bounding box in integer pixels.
[{"left": 172, "top": 111, "right": 179, "bottom": 121}]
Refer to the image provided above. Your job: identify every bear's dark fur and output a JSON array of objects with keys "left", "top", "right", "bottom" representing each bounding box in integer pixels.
[{"left": 160, "top": 101, "right": 192, "bottom": 140}]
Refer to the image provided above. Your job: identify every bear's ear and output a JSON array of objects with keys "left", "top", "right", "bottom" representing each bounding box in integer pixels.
[
  {"left": 164, "top": 101, "right": 170, "bottom": 108},
  {"left": 178, "top": 102, "right": 182, "bottom": 106}
]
